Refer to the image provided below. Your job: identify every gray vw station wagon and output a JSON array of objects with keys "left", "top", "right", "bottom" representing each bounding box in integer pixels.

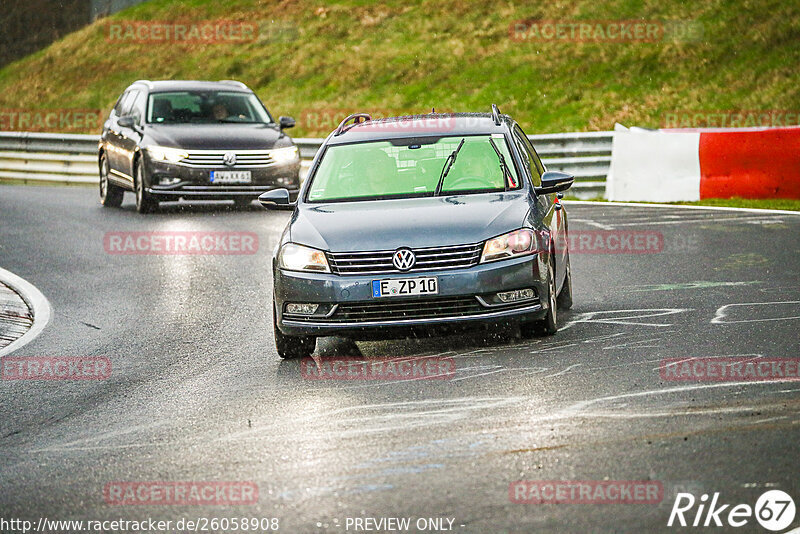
[{"left": 259, "top": 106, "right": 574, "bottom": 358}]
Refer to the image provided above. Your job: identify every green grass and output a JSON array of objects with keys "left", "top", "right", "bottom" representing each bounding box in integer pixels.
[
  {"left": 670, "top": 198, "right": 800, "bottom": 211},
  {"left": 0, "top": 0, "right": 798, "bottom": 137}
]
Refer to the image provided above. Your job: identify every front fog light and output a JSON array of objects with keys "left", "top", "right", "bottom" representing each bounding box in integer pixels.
[
  {"left": 158, "top": 177, "right": 181, "bottom": 186},
  {"left": 497, "top": 288, "right": 535, "bottom": 303},
  {"left": 285, "top": 303, "right": 319, "bottom": 315}
]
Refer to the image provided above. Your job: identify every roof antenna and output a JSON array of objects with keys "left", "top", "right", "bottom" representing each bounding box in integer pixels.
[
  {"left": 431, "top": 107, "right": 435, "bottom": 113},
  {"left": 491, "top": 104, "right": 501, "bottom": 126}
]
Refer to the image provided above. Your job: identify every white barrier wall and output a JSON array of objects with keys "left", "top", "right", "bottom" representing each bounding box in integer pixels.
[{"left": 606, "top": 124, "right": 701, "bottom": 202}]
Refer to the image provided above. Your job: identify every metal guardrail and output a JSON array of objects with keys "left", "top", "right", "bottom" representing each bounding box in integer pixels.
[{"left": 0, "top": 130, "right": 612, "bottom": 196}]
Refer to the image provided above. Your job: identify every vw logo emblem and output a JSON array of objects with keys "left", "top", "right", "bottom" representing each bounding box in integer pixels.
[
  {"left": 223, "top": 152, "right": 237, "bottom": 166},
  {"left": 392, "top": 248, "right": 416, "bottom": 271}
]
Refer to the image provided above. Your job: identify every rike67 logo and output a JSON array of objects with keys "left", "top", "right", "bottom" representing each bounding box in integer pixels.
[{"left": 668, "top": 490, "right": 796, "bottom": 531}]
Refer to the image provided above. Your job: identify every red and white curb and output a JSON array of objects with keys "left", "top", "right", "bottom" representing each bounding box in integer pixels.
[{"left": 0, "top": 267, "right": 51, "bottom": 357}]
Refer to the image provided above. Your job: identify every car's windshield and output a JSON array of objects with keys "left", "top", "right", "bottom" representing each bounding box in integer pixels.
[
  {"left": 146, "top": 91, "right": 273, "bottom": 124},
  {"left": 306, "top": 135, "right": 520, "bottom": 202}
]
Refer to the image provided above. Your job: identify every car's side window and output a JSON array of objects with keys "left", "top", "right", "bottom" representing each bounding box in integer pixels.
[
  {"left": 112, "top": 91, "right": 130, "bottom": 118},
  {"left": 512, "top": 127, "right": 536, "bottom": 187},
  {"left": 118, "top": 90, "right": 138, "bottom": 118},
  {"left": 129, "top": 91, "right": 147, "bottom": 124},
  {"left": 514, "top": 125, "right": 543, "bottom": 187}
]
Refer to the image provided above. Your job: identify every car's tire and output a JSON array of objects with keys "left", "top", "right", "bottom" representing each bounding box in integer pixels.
[
  {"left": 99, "top": 155, "right": 124, "bottom": 208},
  {"left": 134, "top": 160, "right": 158, "bottom": 214},
  {"left": 273, "top": 302, "right": 316, "bottom": 359},
  {"left": 521, "top": 257, "right": 558, "bottom": 337},
  {"left": 556, "top": 251, "right": 573, "bottom": 310}
]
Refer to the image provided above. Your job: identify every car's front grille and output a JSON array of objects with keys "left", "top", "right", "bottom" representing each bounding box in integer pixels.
[
  {"left": 329, "top": 296, "right": 486, "bottom": 323},
  {"left": 327, "top": 243, "right": 482, "bottom": 275},
  {"left": 181, "top": 150, "right": 276, "bottom": 168}
]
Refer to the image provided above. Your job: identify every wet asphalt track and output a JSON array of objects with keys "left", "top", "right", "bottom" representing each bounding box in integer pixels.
[{"left": 0, "top": 184, "right": 799, "bottom": 533}]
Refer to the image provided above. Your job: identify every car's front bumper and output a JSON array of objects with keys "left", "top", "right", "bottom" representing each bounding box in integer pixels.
[
  {"left": 274, "top": 253, "right": 549, "bottom": 337},
  {"left": 143, "top": 158, "right": 301, "bottom": 200}
]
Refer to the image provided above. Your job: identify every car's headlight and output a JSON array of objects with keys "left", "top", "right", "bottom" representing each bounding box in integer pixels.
[
  {"left": 270, "top": 146, "right": 299, "bottom": 164},
  {"left": 279, "top": 243, "right": 330, "bottom": 273},
  {"left": 146, "top": 146, "right": 188, "bottom": 163},
  {"left": 481, "top": 229, "right": 536, "bottom": 263}
]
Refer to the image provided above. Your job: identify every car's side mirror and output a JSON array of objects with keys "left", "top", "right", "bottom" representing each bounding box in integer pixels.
[
  {"left": 535, "top": 171, "right": 574, "bottom": 195},
  {"left": 279, "top": 116, "right": 295, "bottom": 129},
  {"left": 117, "top": 115, "right": 136, "bottom": 128},
  {"left": 258, "top": 188, "right": 295, "bottom": 210}
]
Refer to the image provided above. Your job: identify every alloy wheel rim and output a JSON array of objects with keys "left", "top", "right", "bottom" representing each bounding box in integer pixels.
[
  {"left": 135, "top": 166, "right": 142, "bottom": 204},
  {"left": 100, "top": 160, "right": 108, "bottom": 199},
  {"left": 549, "top": 264, "right": 557, "bottom": 323}
]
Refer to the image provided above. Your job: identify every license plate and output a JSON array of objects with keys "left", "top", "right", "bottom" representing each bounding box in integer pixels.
[
  {"left": 372, "top": 277, "right": 438, "bottom": 298},
  {"left": 210, "top": 170, "right": 252, "bottom": 184}
]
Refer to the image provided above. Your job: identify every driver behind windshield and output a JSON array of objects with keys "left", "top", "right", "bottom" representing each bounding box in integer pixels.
[{"left": 211, "top": 103, "right": 229, "bottom": 121}]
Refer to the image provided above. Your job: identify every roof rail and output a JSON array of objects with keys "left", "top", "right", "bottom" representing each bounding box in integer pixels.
[
  {"left": 491, "top": 104, "right": 502, "bottom": 126},
  {"left": 219, "top": 80, "right": 248, "bottom": 89},
  {"left": 334, "top": 113, "right": 372, "bottom": 136},
  {"left": 132, "top": 79, "right": 153, "bottom": 88}
]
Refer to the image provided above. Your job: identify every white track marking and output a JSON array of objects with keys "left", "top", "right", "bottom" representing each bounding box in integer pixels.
[
  {"left": 541, "top": 363, "right": 582, "bottom": 379},
  {"left": 602, "top": 337, "right": 663, "bottom": 350},
  {"left": 711, "top": 301, "right": 800, "bottom": 324},
  {"left": 581, "top": 332, "right": 625, "bottom": 343},
  {"left": 0, "top": 267, "right": 51, "bottom": 357},
  {"left": 561, "top": 308, "right": 690, "bottom": 330},
  {"left": 652, "top": 354, "right": 764, "bottom": 372},
  {"left": 608, "top": 215, "right": 783, "bottom": 228},
  {"left": 531, "top": 343, "right": 578, "bottom": 353},
  {"left": 32, "top": 421, "right": 169, "bottom": 453},
  {"left": 570, "top": 218, "right": 614, "bottom": 230},
  {"left": 558, "top": 381, "right": 800, "bottom": 420}
]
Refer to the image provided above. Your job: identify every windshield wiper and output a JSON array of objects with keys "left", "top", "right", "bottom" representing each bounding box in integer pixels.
[
  {"left": 434, "top": 138, "right": 465, "bottom": 196},
  {"left": 488, "top": 137, "right": 515, "bottom": 191}
]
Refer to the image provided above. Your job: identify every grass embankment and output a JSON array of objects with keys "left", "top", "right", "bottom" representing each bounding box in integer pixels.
[{"left": 0, "top": 0, "right": 798, "bottom": 137}]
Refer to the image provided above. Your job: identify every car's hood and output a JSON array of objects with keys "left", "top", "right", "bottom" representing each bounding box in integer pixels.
[
  {"left": 143, "top": 123, "right": 289, "bottom": 150},
  {"left": 290, "top": 192, "right": 532, "bottom": 252}
]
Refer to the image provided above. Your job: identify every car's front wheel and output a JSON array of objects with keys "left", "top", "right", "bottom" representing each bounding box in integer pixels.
[
  {"left": 134, "top": 160, "right": 158, "bottom": 214},
  {"left": 99, "top": 155, "right": 124, "bottom": 208},
  {"left": 521, "top": 256, "right": 558, "bottom": 337},
  {"left": 273, "top": 302, "right": 316, "bottom": 359},
  {"left": 557, "top": 250, "right": 573, "bottom": 310}
]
